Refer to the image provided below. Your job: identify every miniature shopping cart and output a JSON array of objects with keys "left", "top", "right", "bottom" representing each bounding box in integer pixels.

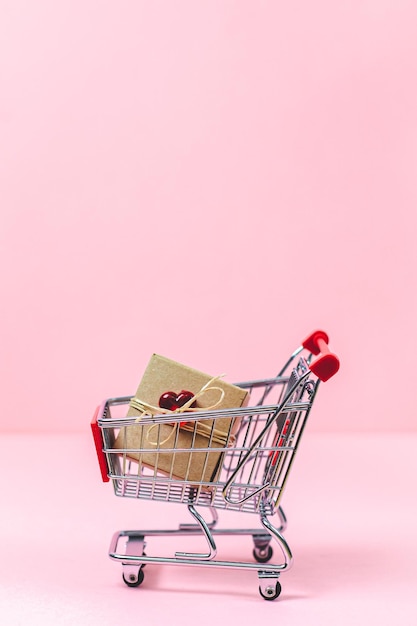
[{"left": 91, "top": 330, "right": 339, "bottom": 600}]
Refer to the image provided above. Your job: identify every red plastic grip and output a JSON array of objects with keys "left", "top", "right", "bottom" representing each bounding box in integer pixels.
[
  {"left": 302, "top": 330, "right": 340, "bottom": 382},
  {"left": 91, "top": 405, "right": 110, "bottom": 482}
]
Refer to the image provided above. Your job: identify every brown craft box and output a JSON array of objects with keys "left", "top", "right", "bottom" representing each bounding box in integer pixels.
[{"left": 114, "top": 354, "right": 249, "bottom": 483}]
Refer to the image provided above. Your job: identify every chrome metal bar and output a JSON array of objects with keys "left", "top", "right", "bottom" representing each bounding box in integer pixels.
[
  {"left": 110, "top": 553, "right": 289, "bottom": 573},
  {"left": 174, "top": 504, "right": 217, "bottom": 560},
  {"left": 179, "top": 505, "right": 218, "bottom": 531},
  {"left": 222, "top": 371, "right": 311, "bottom": 505},
  {"left": 110, "top": 526, "right": 288, "bottom": 540},
  {"left": 98, "top": 404, "right": 279, "bottom": 428},
  {"left": 260, "top": 512, "right": 293, "bottom": 571}
]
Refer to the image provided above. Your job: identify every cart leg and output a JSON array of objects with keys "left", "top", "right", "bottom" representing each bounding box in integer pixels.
[
  {"left": 252, "top": 506, "right": 288, "bottom": 563},
  {"left": 119, "top": 534, "right": 147, "bottom": 587},
  {"left": 254, "top": 509, "right": 293, "bottom": 599},
  {"left": 175, "top": 504, "right": 217, "bottom": 560},
  {"left": 178, "top": 505, "right": 218, "bottom": 531},
  {"left": 260, "top": 512, "right": 293, "bottom": 568}
]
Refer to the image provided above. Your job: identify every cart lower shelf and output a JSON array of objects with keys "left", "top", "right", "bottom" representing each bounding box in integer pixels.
[{"left": 108, "top": 505, "right": 292, "bottom": 601}]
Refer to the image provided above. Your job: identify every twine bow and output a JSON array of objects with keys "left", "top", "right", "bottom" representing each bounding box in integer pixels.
[{"left": 129, "top": 375, "right": 233, "bottom": 447}]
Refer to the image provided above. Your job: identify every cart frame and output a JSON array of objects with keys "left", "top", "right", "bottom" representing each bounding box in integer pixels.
[{"left": 91, "top": 330, "right": 339, "bottom": 600}]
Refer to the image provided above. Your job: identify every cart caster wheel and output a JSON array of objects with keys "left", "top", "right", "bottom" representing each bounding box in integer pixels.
[
  {"left": 253, "top": 545, "right": 273, "bottom": 563},
  {"left": 259, "top": 580, "right": 282, "bottom": 601},
  {"left": 122, "top": 568, "right": 145, "bottom": 588}
]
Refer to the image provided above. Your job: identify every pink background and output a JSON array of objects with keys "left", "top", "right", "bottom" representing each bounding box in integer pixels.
[
  {"left": 1, "top": 4, "right": 417, "bottom": 624},
  {"left": 1, "top": 0, "right": 416, "bottom": 434}
]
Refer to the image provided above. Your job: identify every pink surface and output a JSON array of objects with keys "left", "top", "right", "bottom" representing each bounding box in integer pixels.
[
  {"left": 1, "top": 2, "right": 416, "bottom": 432},
  {"left": 2, "top": 4, "right": 416, "bottom": 623},
  {"left": 1, "top": 433, "right": 416, "bottom": 624}
]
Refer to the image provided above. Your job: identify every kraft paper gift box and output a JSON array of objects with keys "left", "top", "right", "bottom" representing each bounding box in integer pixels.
[{"left": 114, "top": 354, "right": 249, "bottom": 483}]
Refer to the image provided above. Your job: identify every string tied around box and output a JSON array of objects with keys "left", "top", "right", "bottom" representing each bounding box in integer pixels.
[{"left": 129, "top": 375, "right": 234, "bottom": 447}]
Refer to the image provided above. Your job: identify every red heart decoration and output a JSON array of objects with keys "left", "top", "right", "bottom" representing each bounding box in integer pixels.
[
  {"left": 159, "top": 390, "right": 196, "bottom": 427},
  {"left": 158, "top": 391, "right": 179, "bottom": 411}
]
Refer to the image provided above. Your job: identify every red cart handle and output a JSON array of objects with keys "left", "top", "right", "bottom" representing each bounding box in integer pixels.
[
  {"left": 302, "top": 330, "right": 340, "bottom": 382},
  {"left": 91, "top": 405, "right": 110, "bottom": 482}
]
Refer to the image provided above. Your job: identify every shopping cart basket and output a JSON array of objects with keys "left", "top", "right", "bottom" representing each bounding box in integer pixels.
[{"left": 91, "top": 330, "right": 339, "bottom": 600}]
